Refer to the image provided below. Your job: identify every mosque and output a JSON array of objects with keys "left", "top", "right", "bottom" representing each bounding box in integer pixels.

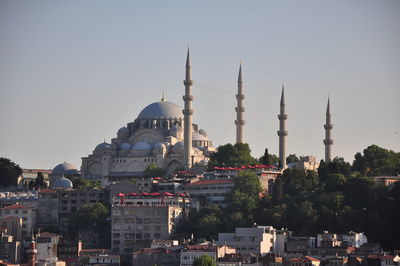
[
  {"left": 80, "top": 49, "right": 215, "bottom": 181},
  {"left": 77, "top": 48, "right": 334, "bottom": 181}
]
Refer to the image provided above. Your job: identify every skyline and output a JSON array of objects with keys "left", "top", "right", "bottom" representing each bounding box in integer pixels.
[{"left": 0, "top": 1, "right": 399, "bottom": 169}]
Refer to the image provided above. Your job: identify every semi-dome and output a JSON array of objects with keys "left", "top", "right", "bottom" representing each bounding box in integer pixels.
[
  {"left": 120, "top": 143, "right": 131, "bottom": 150},
  {"left": 52, "top": 162, "right": 78, "bottom": 175},
  {"left": 137, "top": 101, "right": 183, "bottom": 120},
  {"left": 53, "top": 176, "right": 73, "bottom": 189},
  {"left": 132, "top": 141, "right": 152, "bottom": 150}
]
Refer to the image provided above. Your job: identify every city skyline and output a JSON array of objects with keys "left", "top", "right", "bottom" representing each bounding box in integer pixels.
[{"left": 1, "top": 1, "right": 399, "bottom": 169}]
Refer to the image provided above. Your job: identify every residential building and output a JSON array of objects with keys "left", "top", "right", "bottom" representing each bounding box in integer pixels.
[
  {"left": 217, "top": 226, "right": 290, "bottom": 256},
  {"left": 0, "top": 216, "right": 22, "bottom": 241},
  {"left": 286, "top": 237, "right": 316, "bottom": 253},
  {"left": 132, "top": 247, "right": 181, "bottom": 266},
  {"left": 111, "top": 192, "right": 197, "bottom": 258},
  {"left": 36, "top": 232, "right": 60, "bottom": 264},
  {"left": 79, "top": 249, "right": 120, "bottom": 266},
  {"left": 0, "top": 234, "right": 21, "bottom": 264},
  {"left": 37, "top": 188, "right": 108, "bottom": 231},
  {"left": 289, "top": 256, "right": 320, "bottom": 266},
  {"left": 0, "top": 204, "right": 37, "bottom": 239},
  {"left": 180, "top": 245, "right": 217, "bottom": 266}
]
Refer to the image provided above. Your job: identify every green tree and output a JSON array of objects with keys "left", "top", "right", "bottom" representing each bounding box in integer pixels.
[
  {"left": 35, "top": 172, "right": 47, "bottom": 189},
  {"left": 280, "top": 168, "right": 319, "bottom": 196},
  {"left": 144, "top": 162, "right": 166, "bottom": 178},
  {"left": 259, "top": 148, "right": 279, "bottom": 166},
  {"left": 69, "top": 203, "right": 109, "bottom": 231},
  {"left": 209, "top": 143, "right": 258, "bottom": 168},
  {"left": 192, "top": 255, "right": 216, "bottom": 266},
  {"left": 286, "top": 154, "right": 299, "bottom": 164},
  {"left": 228, "top": 171, "right": 261, "bottom": 214},
  {"left": 352, "top": 145, "right": 400, "bottom": 176},
  {"left": 69, "top": 177, "right": 100, "bottom": 189},
  {"left": 0, "top": 158, "right": 22, "bottom": 187}
]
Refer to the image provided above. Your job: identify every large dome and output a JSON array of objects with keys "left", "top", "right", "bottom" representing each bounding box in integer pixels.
[
  {"left": 137, "top": 101, "right": 183, "bottom": 120},
  {"left": 52, "top": 162, "right": 78, "bottom": 175}
]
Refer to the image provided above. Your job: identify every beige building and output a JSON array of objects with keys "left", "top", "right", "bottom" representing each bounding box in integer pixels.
[
  {"left": 111, "top": 193, "right": 196, "bottom": 257},
  {"left": 0, "top": 203, "right": 37, "bottom": 239}
]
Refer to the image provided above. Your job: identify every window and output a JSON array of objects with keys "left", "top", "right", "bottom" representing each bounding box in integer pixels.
[{"left": 154, "top": 233, "right": 161, "bottom": 239}]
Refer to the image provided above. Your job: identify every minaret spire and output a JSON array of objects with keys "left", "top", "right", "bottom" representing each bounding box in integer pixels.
[
  {"left": 323, "top": 97, "right": 333, "bottom": 162},
  {"left": 235, "top": 63, "right": 245, "bottom": 144},
  {"left": 277, "top": 82, "right": 288, "bottom": 169},
  {"left": 183, "top": 46, "right": 194, "bottom": 169}
]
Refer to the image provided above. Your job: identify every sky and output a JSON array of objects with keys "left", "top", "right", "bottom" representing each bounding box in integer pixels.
[{"left": 0, "top": 0, "right": 399, "bottom": 170}]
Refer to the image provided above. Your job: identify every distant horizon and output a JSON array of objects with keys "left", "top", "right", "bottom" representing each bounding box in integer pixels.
[{"left": 1, "top": 1, "right": 399, "bottom": 169}]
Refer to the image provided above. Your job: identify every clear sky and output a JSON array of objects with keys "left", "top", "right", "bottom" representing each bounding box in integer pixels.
[{"left": 0, "top": 0, "right": 399, "bottom": 170}]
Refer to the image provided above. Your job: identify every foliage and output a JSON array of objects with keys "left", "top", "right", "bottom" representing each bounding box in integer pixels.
[
  {"left": 352, "top": 145, "right": 400, "bottom": 176},
  {"left": 69, "top": 177, "right": 100, "bottom": 189},
  {"left": 35, "top": 172, "right": 47, "bottom": 189},
  {"left": 144, "top": 162, "right": 166, "bottom": 178},
  {"left": 0, "top": 158, "right": 22, "bottom": 187},
  {"left": 258, "top": 148, "right": 279, "bottom": 166},
  {"left": 208, "top": 143, "right": 258, "bottom": 168},
  {"left": 286, "top": 154, "right": 299, "bottom": 164},
  {"left": 192, "top": 255, "right": 216, "bottom": 266},
  {"left": 68, "top": 203, "right": 110, "bottom": 247},
  {"left": 227, "top": 171, "right": 261, "bottom": 214},
  {"left": 174, "top": 145, "right": 400, "bottom": 250}
]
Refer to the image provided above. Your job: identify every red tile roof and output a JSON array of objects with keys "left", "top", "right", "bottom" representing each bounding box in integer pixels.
[
  {"left": 290, "top": 256, "right": 320, "bottom": 262},
  {"left": 1, "top": 203, "right": 31, "bottom": 210}
]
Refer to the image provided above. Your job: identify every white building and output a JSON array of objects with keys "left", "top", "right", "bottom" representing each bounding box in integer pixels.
[
  {"left": 36, "top": 232, "right": 61, "bottom": 264},
  {"left": 217, "top": 226, "right": 290, "bottom": 256}
]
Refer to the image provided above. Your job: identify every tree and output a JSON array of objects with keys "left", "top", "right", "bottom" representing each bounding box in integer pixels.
[
  {"left": 286, "top": 154, "right": 299, "bottom": 164},
  {"left": 352, "top": 145, "right": 400, "bottom": 176},
  {"left": 259, "top": 148, "right": 279, "bottom": 166},
  {"left": 280, "top": 168, "right": 319, "bottom": 196},
  {"left": 69, "top": 203, "right": 109, "bottom": 231},
  {"left": 228, "top": 171, "right": 261, "bottom": 214},
  {"left": 192, "top": 255, "right": 216, "bottom": 266},
  {"left": 35, "top": 172, "right": 47, "bottom": 189},
  {"left": 144, "top": 162, "right": 165, "bottom": 178},
  {"left": 69, "top": 177, "right": 100, "bottom": 189},
  {"left": 0, "top": 158, "right": 22, "bottom": 187},
  {"left": 209, "top": 143, "right": 258, "bottom": 168}
]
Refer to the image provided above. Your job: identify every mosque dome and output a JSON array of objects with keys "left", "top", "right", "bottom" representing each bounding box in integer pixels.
[
  {"left": 53, "top": 176, "right": 73, "bottom": 189},
  {"left": 171, "top": 141, "right": 184, "bottom": 154},
  {"left": 52, "top": 162, "right": 78, "bottom": 175},
  {"left": 120, "top": 143, "right": 131, "bottom": 150},
  {"left": 199, "top": 129, "right": 208, "bottom": 137},
  {"left": 193, "top": 131, "right": 208, "bottom": 141},
  {"left": 95, "top": 142, "right": 111, "bottom": 151},
  {"left": 117, "top": 127, "right": 129, "bottom": 138},
  {"left": 137, "top": 101, "right": 183, "bottom": 120}
]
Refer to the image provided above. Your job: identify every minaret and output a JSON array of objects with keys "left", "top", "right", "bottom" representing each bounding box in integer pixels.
[
  {"left": 183, "top": 47, "right": 193, "bottom": 170},
  {"left": 27, "top": 234, "right": 37, "bottom": 266},
  {"left": 235, "top": 63, "right": 245, "bottom": 144},
  {"left": 277, "top": 84, "right": 288, "bottom": 169},
  {"left": 323, "top": 98, "right": 333, "bottom": 162}
]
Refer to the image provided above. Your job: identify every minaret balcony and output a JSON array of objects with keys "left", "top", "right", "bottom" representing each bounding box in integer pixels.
[
  {"left": 236, "top": 94, "right": 245, "bottom": 100},
  {"left": 324, "top": 124, "right": 333, "bottom": 130},
  {"left": 323, "top": 139, "right": 334, "bottom": 145},
  {"left": 183, "top": 95, "right": 194, "bottom": 101},
  {"left": 277, "top": 130, "right": 288, "bottom": 136},
  {"left": 235, "top": 107, "right": 245, "bottom": 112},
  {"left": 183, "top": 80, "right": 193, "bottom": 86},
  {"left": 278, "top": 114, "right": 288, "bottom": 120},
  {"left": 235, "top": 120, "right": 246, "bottom": 125},
  {"left": 183, "top": 109, "right": 194, "bottom": 115}
]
